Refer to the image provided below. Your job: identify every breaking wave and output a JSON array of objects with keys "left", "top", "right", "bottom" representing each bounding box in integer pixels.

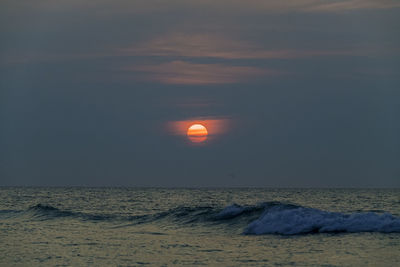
[
  {"left": 2, "top": 202, "right": 400, "bottom": 235},
  {"left": 243, "top": 205, "right": 400, "bottom": 235}
]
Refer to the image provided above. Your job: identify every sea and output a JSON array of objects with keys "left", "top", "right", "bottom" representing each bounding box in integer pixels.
[{"left": 1, "top": 187, "right": 399, "bottom": 266}]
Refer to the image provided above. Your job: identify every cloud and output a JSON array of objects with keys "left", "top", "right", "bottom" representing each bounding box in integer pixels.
[
  {"left": 126, "top": 61, "right": 278, "bottom": 85},
  {"left": 303, "top": 0, "right": 400, "bottom": 12},
  {"left": 7, "top": 0, "right": 397, "bottom": 14},
  {"left": 120, "top": 33, "right": 352, "bottom": 60},
  {"left": 238, "top": 0, "right": 400, "bottom": 12},
  {"left": 120, "top": 34, "right": 272, "bottom": 59},
  {"left": 119, "top": 33, "right": 361, "bottom": 85}
]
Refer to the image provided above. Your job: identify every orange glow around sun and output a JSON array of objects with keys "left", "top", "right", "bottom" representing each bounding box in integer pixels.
[
  {"left": 187, "top": 124, "right": 208, "bottom": 143},
  {"left": 166, "top": 118, "right": 230, "bottom": 144}
]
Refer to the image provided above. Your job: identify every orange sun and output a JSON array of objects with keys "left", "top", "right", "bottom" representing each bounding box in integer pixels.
[{"left": 187, "top": 124, "right": 208, "bottom": 143}]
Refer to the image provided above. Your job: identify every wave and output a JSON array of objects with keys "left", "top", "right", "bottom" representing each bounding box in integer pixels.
[
  {"left": 0, "top": 203, "right": 263, "bottom": 224},
  {"left": 2, "top": 202, "right": 400, "bottom": 235},
  {"left": 2, "top": 204, "right": 218, "bottom": 224},
  {"left": 27, "top": 204, "right": 120, "bottom": 221}
]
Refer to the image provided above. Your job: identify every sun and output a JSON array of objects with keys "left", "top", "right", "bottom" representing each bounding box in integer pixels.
[{"left": 187, "top": 124, "right": 208, "bottom": 143}]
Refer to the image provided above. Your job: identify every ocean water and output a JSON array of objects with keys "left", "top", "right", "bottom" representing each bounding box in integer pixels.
[{"left": 1, "top": 188, "right": 399, "bottom": 266}]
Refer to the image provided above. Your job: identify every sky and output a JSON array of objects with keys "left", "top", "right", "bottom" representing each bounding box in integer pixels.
[{"left": 1, "top": 0, "right": 399, "bottom": 187}]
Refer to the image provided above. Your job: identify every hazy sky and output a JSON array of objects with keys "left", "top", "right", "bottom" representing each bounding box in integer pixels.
[{"left": 1, "top": 0, "right": 399, "bottom": 187}]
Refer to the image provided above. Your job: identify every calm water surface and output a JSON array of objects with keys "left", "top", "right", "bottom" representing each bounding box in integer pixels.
[{"left": 1, "top": 188, "right": 399, "bottom": 266}]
